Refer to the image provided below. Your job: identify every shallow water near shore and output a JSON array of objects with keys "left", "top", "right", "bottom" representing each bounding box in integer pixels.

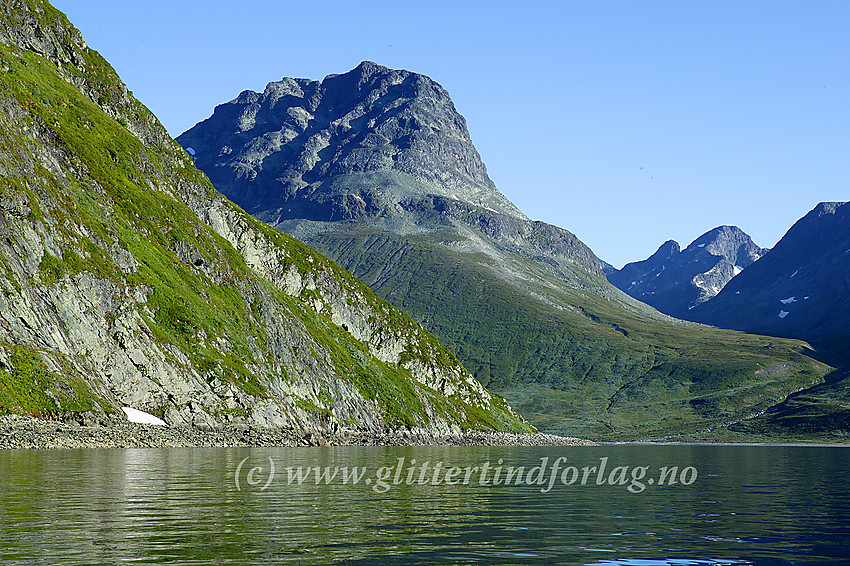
[{"left": 1, "top": 445, "right": 848, "bottom": 564}]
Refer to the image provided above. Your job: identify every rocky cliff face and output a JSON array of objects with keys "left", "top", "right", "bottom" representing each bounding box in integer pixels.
[
  {"left": 607, "top": 226, "right": 768, "bottom": 318},
  {"left": 179, "top": 62, "right": 831, "bottom": 440},
  {"left": 691, "top": 203, "right": 850, "bottom": 365},
  {"left": 0, "top": 1, "right": 531, "bottom": 433},
  {"left": 182, "top": 61, "right": 525, "bottom": 220},
  {"left": 178, "top": 61, "right": 604, "bottom": 284}
]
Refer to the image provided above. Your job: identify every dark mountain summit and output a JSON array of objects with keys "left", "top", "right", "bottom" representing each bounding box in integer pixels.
[
  {"left": 182, "top": 61, "right": 526, "bottom": 222},
  {"left": 691, "top": 203, "right": 850, "bottom": 365},
  {"left": 179, "top": 60, "right": 604, "bottom": 284},
  {"left": 179, "top": 62, "right": 831, "bottom": 439},
  {"left": 607, "top": 226, "right": 768, "bottom": 318}
]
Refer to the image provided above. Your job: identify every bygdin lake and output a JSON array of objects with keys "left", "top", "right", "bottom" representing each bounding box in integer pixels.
[
  {"left": 2, "top": 445, "right": 848, "bottom": 564},
  {"left": 234, "top": 455, "right": 699, "bottom": 494}
]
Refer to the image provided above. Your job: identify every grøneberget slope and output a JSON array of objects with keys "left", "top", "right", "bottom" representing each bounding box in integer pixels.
[{"left": 0, "top": 0, "right": 532, "bottom": 433}]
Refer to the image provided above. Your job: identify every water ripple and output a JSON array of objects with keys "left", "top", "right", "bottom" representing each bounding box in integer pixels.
[{"left": 0, "top": 445, "right": 848, "bottom": 564}]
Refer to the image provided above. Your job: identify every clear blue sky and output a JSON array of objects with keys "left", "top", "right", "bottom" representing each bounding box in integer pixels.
[{"left": 53, "top": 0, "right": 849, "bottom": 268}]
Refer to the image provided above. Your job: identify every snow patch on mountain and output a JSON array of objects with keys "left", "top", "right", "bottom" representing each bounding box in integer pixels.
[{"left": 122, "top": 407, "right": 168, "bottom": 426}]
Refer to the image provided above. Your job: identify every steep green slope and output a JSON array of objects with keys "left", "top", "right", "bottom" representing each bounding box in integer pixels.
[
  {"left": 179, "top": 61, "right": 833, "bottom": 440},
  {"left": 308, "top": 229, "right": 829, "bottom": 439},
  {"left": 0, "top": 1, "right": 530, "bottom": 432}
]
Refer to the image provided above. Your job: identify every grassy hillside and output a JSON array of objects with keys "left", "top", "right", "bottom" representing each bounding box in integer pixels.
[
  {"left": 0, "top": 1, "right": 531, "bottom": 432},
  {"left": 723, "top": 370, "right": 850, "bottom": 442},
  {"left": 308, "top": 228, "right": 831, "bottom": 440}
]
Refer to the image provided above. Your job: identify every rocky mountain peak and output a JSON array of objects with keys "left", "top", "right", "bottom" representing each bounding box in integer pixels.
[
  {"left": 650, "top": 239, "right": 681, "bottom": 262},
  {"left": 607, "top": 225, "right": 768, "bottom": 318},
  {"left": 814, "top": 201, "right": 844, "bottom": 216},
  {"left": 688, "top": 225, "right": 764, "bottom": 268},
  {"left": 691, "top": 202, "right": 850, "bottom": 364},
  {"left": 178, "top": 61, "right": 525, "bottom": 220},
  {"left": 786, "top": 201, "right": 849, "bottom": 255},
  {"left": 323, "top": 60, "right": 394, "bottom": 88}
]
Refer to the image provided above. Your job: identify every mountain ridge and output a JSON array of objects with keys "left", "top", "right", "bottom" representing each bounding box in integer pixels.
[
  {"left": 691, "top": 202, "right": 850, "bottom": 365},
  {"left": 180, "top": 61, "right": 833, "bottom": 440},
  {"left": 607, "top": 225, "right": 768, "bottom": 318}
]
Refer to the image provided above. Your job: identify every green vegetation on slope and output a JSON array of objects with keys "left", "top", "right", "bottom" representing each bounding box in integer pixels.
[
  {"left": 717, "top": 370, "right": 850, "bottom": 442},
  {"left": 0, "top": 345, "right": 106, "bottom": 416},
  {"left": 307, "top": 229, "right": 831, "bottom": 440},
  {"left": 1, "top": 42, "right": 272, "bottom": 398},
  {"left": 0, "top": 3, "right": 530, "bottom": 431},
  {"left": 173, "top": 48, "right": 841, "bottom": 441}
]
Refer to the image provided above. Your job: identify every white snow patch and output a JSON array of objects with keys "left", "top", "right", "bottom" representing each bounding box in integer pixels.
[
  {"left": 186, "top": 147, "right": 196, "bottom": 156},
  {"left": 733, "top": 265, "right": 743, "bottom": 275},
  {"left": 778, "top": 310, "right": 789, "bottom": 319},
  {"left": 790, "top": 269, "right": 799, "bottom": 278},
  {"left": 780, "top": 296, "right": 797, "bottom": 304},
  {"left": 122, "top": 407, "right": 167, "bottom": 426}
]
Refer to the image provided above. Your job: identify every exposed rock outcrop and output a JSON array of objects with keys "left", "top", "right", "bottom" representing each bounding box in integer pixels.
[
  {"left": 0, "top": 1, "right": 531, "bottom": 433},
  {"left": 607, "top": 226, "right": 767, "bottom": 318}
]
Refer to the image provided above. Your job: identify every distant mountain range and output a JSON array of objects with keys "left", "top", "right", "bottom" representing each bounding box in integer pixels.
[
  {"left": 608, "top": 203, "right": 850, "bottom": 368},
  {"left": 691, "top": 202, "right": 850, "bottom": 366},
  {"left": 179, "top": 62, "right": 832, "bottom": 440},
  {"left": 607, "top": 226, "right": 768, "bottom": 319}
]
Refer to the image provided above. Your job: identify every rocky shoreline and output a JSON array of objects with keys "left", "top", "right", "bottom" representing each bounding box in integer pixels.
[{"left": 0, "top": 415, "right": 594, "bottom": 449}]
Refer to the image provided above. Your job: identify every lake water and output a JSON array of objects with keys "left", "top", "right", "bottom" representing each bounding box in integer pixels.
[{"left": 1, "top": 445, "right": 848, "bottom": 564}]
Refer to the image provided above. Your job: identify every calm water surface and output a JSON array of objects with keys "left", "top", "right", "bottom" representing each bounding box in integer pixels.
[{"left": 1, "top": 445, "right": 848, "bottom": 565}]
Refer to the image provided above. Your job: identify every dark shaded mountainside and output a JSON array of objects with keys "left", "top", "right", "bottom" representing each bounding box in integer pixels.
[
  {"left": 607, "top": 226, "right": 768, "bottom": 319},
  {"left": 179, "top": 61, "right": 837, "bottom": 440},
  {"left": 691, "top": 202, "right": 850, "bottom": 366},
  {"left": 687, "top": 203, "right": 850, "bottom": 438},
  {"left": 0, "top": 1, "right": 531, "bottom": 433}
]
